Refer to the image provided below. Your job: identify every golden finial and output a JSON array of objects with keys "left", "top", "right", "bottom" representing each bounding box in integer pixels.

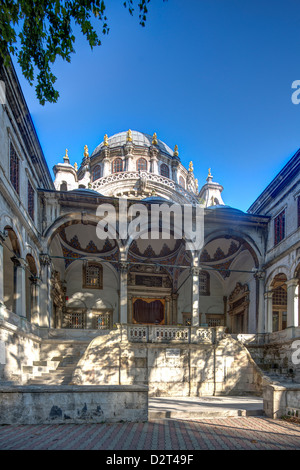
[
  {"left": 127, "top": 129, "right": 132, "bottom": 142},
  {"left": 188, "top": 161, "right": 193, "bottom": 172},
  {"left": 103, "top": 134, "right": 109, "bottom": 146},
  {"left": 63, "top": 148, "right": 69, "bottom": 163},
  {"left": 195, "top": 178, "right": 198, "bottom": 190},
  {"left": 173, "top": 145, "right": 179, "bottom": 157},
  {"left": 84, "top": 145, "right": 89, "bottom": 158},
  {"left": 208, "top": 168, "right": 212, "bottom": 178},
  {"left": 74, "top": 162, "right": 78, "bottom": 171},
  {"left": 152, "top": 132, "right": 158, "bottom": 145}
]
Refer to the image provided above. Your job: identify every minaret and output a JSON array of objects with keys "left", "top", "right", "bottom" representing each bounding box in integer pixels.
[{"left": 198, "top": 168, "right": 225, "bottom": 207}]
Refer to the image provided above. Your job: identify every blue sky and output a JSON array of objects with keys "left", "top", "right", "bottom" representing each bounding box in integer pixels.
[{"left": 12, "top": 0, "right": 300, "bottom": 211}]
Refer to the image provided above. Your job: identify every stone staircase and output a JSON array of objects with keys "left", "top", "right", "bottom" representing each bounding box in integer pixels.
[{"left": 26, "top": 341, "right": 89, "bottom": 386}]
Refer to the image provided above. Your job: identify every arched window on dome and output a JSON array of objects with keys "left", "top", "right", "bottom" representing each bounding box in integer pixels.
[
  {"left": 92, "top": 165, "right": 102, "bottom": 181},
  {"left": 137, "top": 158, "right": 147, "bottom": 172},
  {"left": 112, "top": 158, "right": 123, "bottom": 173},
  {"left": 179, "top": 176, "right": 186, "bottom": 189},
  {"left": 160, "top": 163, "right": 169, "bottom": 178}
]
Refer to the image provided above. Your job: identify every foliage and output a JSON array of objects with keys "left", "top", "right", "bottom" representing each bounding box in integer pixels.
[{"left": 0, "top": 0, "right": 152, "bottom": 105}]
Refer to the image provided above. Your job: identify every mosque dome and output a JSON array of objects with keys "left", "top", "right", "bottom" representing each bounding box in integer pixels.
[{"left": 91, "top": 130, "right": 175, "bottom": 159}]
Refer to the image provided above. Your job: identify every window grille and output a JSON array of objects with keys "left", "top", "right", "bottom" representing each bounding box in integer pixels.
[
  {"left": 94, "top": 312, "right": 112, "bottom": 330},
  {"left": 83, "top": 262, "right": 103, "bottom": 289},
  {"left": 199, "top": 271, "right": 210, "bottom": 296},
  {"left": 28, "top": 180, "right": 34, "bottom": 220},
  {"left": 179, "top": 176, "right": 185, "bottom": 188},
  {"left": 160, "top": 164, "right": 169, "bottom": 178},
  {"left": 92, "top": 165, "right": 101, "bottom": 181},
  {"left": 112, "top": 158, "right": 123, "bottom": 173},
  {"left": 69, "top": 311, "right": 85, "bottom": 329},
  {"left": 10, "top": 143, "right": 19, "bottom": 194},
  {"left": 137, "top": 158, "right": 147, "bottom": 171},
  {"left": 274, "top": 210, "right": 285, "bottom": 245}
]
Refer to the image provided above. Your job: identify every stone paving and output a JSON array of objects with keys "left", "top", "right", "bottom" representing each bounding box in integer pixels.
[{"left": 0, "top": 416, "right": 300, "bottom": 450}]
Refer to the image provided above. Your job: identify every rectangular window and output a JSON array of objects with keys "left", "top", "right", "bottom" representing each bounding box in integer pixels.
[
  {"left": 10, "top": 142, "right": 19, "bottom": 194},
  {"left": 274, "top": 210, "right": 285, "bottom": 246},
  {"left": 28, "top": 180, "right": 35, "bottom": 221},
  {"left": 83, "top": 262, "right": 103, "bottom": 289}
]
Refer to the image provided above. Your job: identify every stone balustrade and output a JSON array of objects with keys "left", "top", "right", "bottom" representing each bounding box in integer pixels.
[{"left": 124, "top": 324, "right": 226, "bottom": 344}]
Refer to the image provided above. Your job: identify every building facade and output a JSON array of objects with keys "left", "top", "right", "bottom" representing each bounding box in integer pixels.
[{"left": 0, "top": 60, "right": 299, "bottom": 390}]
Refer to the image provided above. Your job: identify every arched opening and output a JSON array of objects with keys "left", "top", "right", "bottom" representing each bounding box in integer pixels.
[
  {"left": 92, "top": 165, "right": 101, "bottom": 182},
  {"left": 179, "top": 176, "right": 186, "bottom": 189},
  {"left": 25, "top": 254, "right": 37, "bottom": 322},
  {"left": 3, "top": 226, "right": 21, "bottom": 312},
  {"left": 60, "top": 181, "right": 68, "bottom": 191},
  {"left": 271, "top": 273, "right": 287, "bottom": 332},
  {"left": 48, "top": 219, "right": 119, "bottom": 330},
  {"left": 137, "top": 158, "right": 147, "bottom": 172},
  {"left": 160, "top": 163, "right": 169, "bottom": 178},
  {"left": 112, "top": 158, "right": 123, "bottom": 173}
]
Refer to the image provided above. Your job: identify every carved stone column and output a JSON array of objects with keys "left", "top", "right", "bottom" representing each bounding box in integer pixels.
[
  {"left": 191, "top": 266, "right": 200, "bottom": 326},
  {"left": 11, "top": 256, "right": 27, "bottom": 317},
  {"left": 287, "top": 278, "right": 299, "bottom": 328},
  {"left": 119, "top": 262, "right": 128, "bottom": 324},
  {"left": 101, "top": 146, "right": 110, "bottom": 176},
  {"left": 0, "top": 231, "right": 7, "bottom": 305},
  {"left": 124, "top": 142, "right": 134, "bottom": 171},
  {"left": 30, "top": 276, "right": 41, "bottom": 326},
  {"left": 254, "top": 270, "right": 265, "bottom": 334},
  {"left": 40, "top": 254, "right": 52, "bottom": 328},
  {"left": 264, "top": 291, "right": 273, "bottom": 333},
  {"left": 150, "top": 146, "right": 159, "bottom": 174},
  {"left": 171, "top": 293, "right": 178, "bottom": 325}
]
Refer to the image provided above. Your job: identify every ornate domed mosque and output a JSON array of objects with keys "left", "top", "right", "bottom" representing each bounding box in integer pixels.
[{"left": 0, "top": 62, "right": 300, "bottom": 423}]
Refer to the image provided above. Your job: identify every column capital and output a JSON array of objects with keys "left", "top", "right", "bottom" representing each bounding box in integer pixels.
[
  {"left": 191, "top": 266, "right": 201, "bottom": 276},
  {"left": 253, "top": 269, "right": 265, "bottom": 281},
  {"left": 286, "top": 278, "right": 299, "bottom": 288},
  {"left": 40, "top": 254, "right": 51, "bottom": 267},
  {"left": 264, "top": 291, "right": 273, "bottom": 299}
]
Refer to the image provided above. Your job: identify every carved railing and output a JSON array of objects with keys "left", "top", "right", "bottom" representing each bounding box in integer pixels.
[
  {"left": 91, "top": 171, "right": 199, "bottom": 205},
  {"left": 125, "top": 324, "right": 227, "bottom": 344}
]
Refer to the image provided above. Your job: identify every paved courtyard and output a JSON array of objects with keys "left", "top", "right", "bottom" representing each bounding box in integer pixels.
[{"left": 0, "top": 416, "right": 300, "bottom": 450}]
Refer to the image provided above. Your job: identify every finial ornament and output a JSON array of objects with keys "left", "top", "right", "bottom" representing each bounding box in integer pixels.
[
  {"left": 127, "top": 129, "right": 132, "bottom": 142},
  {"left": 63, "top": 148, "right": 69, "bottom": 162},
  {"left": 152, "top": 132, "right": 158, "bottom": 145},
  {"left": 208, "top": 168, "right": 212, "bottom": 178},
  {"left": 104, "top": 134, "right": 109, "bottom": 146},
  {"left": 74, "top": 162, "right": 78, "bottom": 171},
  {"left": 173, "top": 145, "right": 179, "bottom": 157},
  {"left": 84, "top": 145, "right": 89, "bottom": 158},
  {"left": 188, "top": 161, "right": 193, "bottom": 172}
]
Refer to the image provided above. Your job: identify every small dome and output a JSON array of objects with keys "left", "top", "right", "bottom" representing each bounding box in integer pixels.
[
  {"left": 91, "top": 130, "right": 174, "bottom": 158},
  {"left": 206, "top": 204, "right": 245, "bottom": 214},
  {"left": 141, "top": 195, "right": 171, "bottom": 204},
  {"left": 68, "top": 188, "right": 105, "bottom": 197}
]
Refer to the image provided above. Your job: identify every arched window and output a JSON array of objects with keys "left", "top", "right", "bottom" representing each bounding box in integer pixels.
[
  {"left": 160, "top": 164, "right": 169, "bottom": 178},
  {"left": 60, "top": 181, "right": 67, "bottom": 191},
  {"left": 199, "top": 271, "right": 210, "bottom": 296},
  {"left": 271, "top": 273, "right": 287, "bottom": 331},
  {"left": 10, "top": 142, "right": 19, "bottom": 194},
  {"left": 137, "top": 158, "right": 147, "bottom": 171},
  {"left": 92, "top": 165, "right": 101, "bottom": 181},
  {"left": 112, "top": 158, "right": 123, "bottom": 173},
  {"left": 179, "top": 176, "right": 185, "bottom": 188},
  {"left": 83, "top": 262, "right": 103, "bottom": 289}
]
